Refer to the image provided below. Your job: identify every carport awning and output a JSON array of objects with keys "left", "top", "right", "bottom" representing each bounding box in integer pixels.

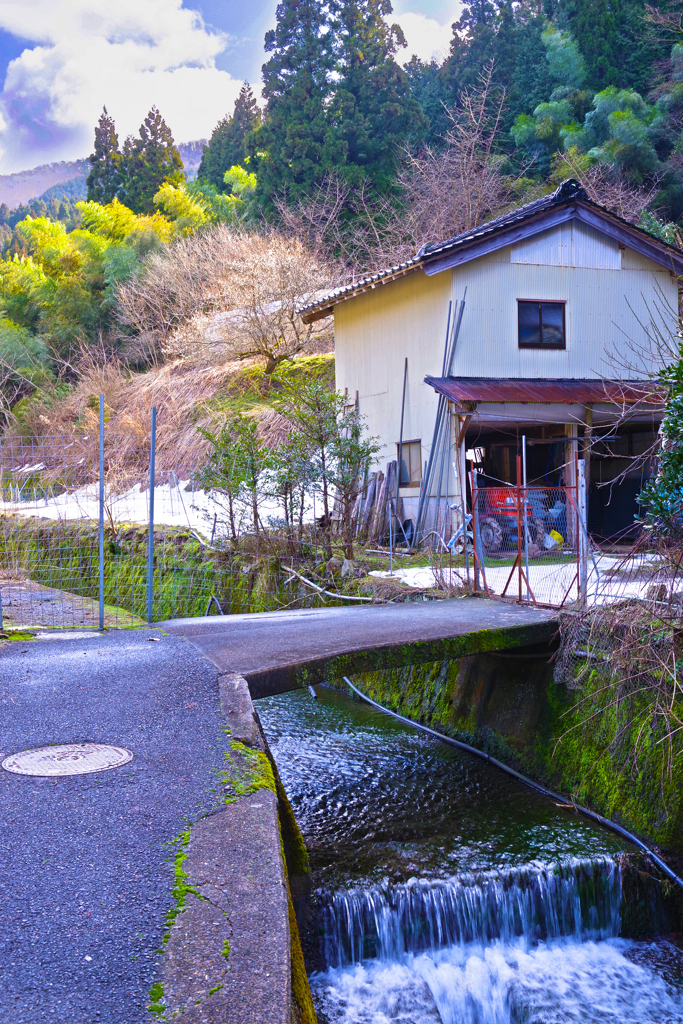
[{"left": 425, "top": 376, "right": 665, "bottom": 406}]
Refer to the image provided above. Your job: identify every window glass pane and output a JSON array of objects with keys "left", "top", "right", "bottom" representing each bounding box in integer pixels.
[
  {"left": 398, "top": 442, "right": 422, "bottom": 484},
  {"left": 518, "top": 302, "right": 541, "bottom": 346},
  {"left": 409, "top": 442, "right": 422, "bottom": 482},
  {"left": 541, "top": 303, "right": 564, "bottom": 346}
]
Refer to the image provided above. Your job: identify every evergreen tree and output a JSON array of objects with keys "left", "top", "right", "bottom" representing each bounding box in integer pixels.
[
  {"left": 441, "top": 0, "right": 503, "bottom": 103},
  {"left": 86, "top": 107, "right": 123, "bottom": 204},
  {"left": 510, "top": 14, "right": 553, "bottom": 118},
  {"left": 250, "top": 0, "right": 339, "bottom": 200},
  {"left": 556, "top": 0, "right": 666, "bottom": 94},
  {"left": 330, "top": 0, "right": 426, "bottom": 185},
  {"left": 122, "top": 107, "right": 184, "bottom": 215},
  {"left": 404, "top": 58, "right": 451, "bottom": 147},
  {"left": 198, "top": 84, "right": 261, "bottom": 191}
]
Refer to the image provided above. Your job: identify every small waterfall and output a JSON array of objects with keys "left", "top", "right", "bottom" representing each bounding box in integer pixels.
[{"left": 321, "top": 857, "right": 622, "bottom": 967}]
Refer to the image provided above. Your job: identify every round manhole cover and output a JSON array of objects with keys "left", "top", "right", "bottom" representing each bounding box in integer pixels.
[{"left": 2, "top": 743, "right": 133, "bottom": 777}]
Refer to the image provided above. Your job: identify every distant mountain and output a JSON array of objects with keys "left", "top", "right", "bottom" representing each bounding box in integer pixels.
[
  {"left": 0, "top": 160, "right": 88, "bottom": 210},
  {"left": 39, "top": 177, "right": 88, "bottom": 204},
  {"left": 0, "top": 142, "right": 206, "bottom": 210},
  {"left": 178, "top": 140, "right": 207, "bottom": 181}
]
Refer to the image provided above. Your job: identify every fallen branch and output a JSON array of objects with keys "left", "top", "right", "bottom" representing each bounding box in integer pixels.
[{"left": 283, "top": 566, "right": 373, "bottom": 602}]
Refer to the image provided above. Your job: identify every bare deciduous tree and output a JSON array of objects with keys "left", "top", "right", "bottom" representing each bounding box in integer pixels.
[{"left": 115, "top": 225, "right": 337, "bottom": 371}]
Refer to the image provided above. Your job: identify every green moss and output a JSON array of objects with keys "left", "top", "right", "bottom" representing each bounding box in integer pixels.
[
  {"left": 222, "top": 938, "right": 230, "bottom": 959},
  {"left": 163, "top": 830, "right": 207, "bottom": 943},
  {"left": 287, "top": 883, "right": 317, "bottom": 1024},
  {"left": 0, "top": 629, "right": 37, "bottom": 642},
  {"left": 208, "top": 984, "right": 224, "bottom": 996},
  {"left": 147, "top": 981, "right": 165, "bottom": 1016},
  {"left": 217, "top": 741, "right": 277, "bottom": 804}
]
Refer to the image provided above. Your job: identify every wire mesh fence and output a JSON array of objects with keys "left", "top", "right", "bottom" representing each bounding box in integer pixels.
[
  {"left": 471, "top": 481, "right": 584, "bottom": 608},
  {"left": 0, "top": 433, "right": 145, "bottom": 629},
  {"left": 0, "top": 426, "right": 395, "bottom": 631},
  {"left": 2, "top": 424, "right": 659, "bottom": 628}
]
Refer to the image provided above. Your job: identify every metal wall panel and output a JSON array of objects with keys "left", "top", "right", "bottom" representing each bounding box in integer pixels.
[{"left": 510, "top": 221, "right": 621, "bottom": 270}]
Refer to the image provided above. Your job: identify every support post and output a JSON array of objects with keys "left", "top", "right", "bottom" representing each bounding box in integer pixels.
[
  {"left": 147, "top": 406, "right": 157, "bottom": 625},
  {"left": 389, "top": 502, "right": 393, "bottom": 574},
  {"left": 99, "top": 395, "right": 105, "bottom": 630},
  {"left": 458, "top": 418, "right": 470, "bottom": 584},
  {"left": 583, "top": 404, "right": 592, "bottom": 527},
  {"left": 471, "top": 470, "right": 488, "bottom": 593}
]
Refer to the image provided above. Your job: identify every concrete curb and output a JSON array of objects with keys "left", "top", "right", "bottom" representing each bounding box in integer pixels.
[
  {"left": 158, "top": 671, "right": 295, "bottom": 1023},
  {"left": 162, "top": 791, "right": 291, "bottom": 1022}
]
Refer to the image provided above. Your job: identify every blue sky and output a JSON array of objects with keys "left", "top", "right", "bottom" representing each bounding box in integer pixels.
[{"left": 0, "top": 0, "right": 461, "bottom": 175}]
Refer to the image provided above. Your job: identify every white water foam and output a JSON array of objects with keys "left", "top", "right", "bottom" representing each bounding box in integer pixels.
[
  {"left": 312, "top": 939, "right": 683, "bottom": 1024},
  {"left": 313, "top": 858, "right": 683, "bottom": 1023}
]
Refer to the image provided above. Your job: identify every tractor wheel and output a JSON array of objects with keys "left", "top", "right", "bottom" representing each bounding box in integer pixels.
[
  {"left": 480, "top": 516, "right": 503, "bottom": 554},
  {"left": 530, "top": 517, "right": 547, "bottom": 546}
]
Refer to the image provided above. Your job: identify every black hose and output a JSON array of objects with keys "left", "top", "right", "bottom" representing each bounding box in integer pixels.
[{"left": 342, "top": 676, "right": 683, "bottom": 890}]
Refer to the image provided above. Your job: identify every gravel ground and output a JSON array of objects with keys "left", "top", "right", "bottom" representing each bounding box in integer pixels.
[
  {"left": 0, "top": 629, "right": 227, "bottom": 1023},
  {"left": 1, "top": 575, "right": 140, "bottom": 630}
]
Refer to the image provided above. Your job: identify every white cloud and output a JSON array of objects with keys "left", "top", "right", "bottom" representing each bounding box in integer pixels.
[
  {"left": 0, "top": 0, "right": 245, "bottom": 173},
  {"left": 393, "top": 10, "right": 460, "bottom": 66}
]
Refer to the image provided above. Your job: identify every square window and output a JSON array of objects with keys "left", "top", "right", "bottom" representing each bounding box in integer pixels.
[
  {"left": 398, "top": 440, "right": 422, "bottom": 487},
  {"left": 518, "top": 301, "right": 566, "bottom": 349}
]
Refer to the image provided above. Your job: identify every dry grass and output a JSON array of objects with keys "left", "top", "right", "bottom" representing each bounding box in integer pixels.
[{"left": 4, "top": 351, "right": 334, "bottom": 485}]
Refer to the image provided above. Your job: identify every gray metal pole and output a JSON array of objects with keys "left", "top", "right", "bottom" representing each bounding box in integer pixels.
[
  {"left": 147, "top": 406, "right": 157, "bottom": 625},
  {"left": 396, "top": 357, "right": 408, "bottom": 508},
  {"left": 528, "top": 434, "right": 532, "bottom": 598},
  {"left": 99, "top": 395, "right": 105, "bottom": 630},
  {"left": 389, "top": 502, "right": 393, "bottom": 574},
  {"left": 472, "top": 471, "right": 488, "bottom": 593},
  {"left": 578, "top": 458, "right": 588, "bottom": 608}
]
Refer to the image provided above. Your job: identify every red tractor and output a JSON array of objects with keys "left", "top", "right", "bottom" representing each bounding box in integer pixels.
[{"left": 477, "top": 487, "right": 545, "bottom": 554}]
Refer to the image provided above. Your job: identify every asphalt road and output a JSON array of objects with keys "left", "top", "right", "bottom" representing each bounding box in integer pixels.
[{"left": 0, "top": 629, "right": 226, "bottom": 1024}]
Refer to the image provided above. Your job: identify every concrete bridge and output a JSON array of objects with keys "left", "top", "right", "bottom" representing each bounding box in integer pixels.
[
  {"left": 1, "top": 597, "right": 557, "bottom": 1023},
  {"left": 160, "top": 597, "right": 558, "bottom": 697}
]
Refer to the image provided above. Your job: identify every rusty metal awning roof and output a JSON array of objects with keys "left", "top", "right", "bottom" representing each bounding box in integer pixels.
[{"left": 424, "top": 376, "right": 665, "bottom": 405}]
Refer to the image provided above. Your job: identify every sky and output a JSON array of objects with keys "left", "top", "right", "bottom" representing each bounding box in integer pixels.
[{"left": 0, "top": 0, "right": 463, "bottom": 175}]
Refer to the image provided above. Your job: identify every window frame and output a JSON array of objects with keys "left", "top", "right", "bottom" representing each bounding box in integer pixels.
[
  {"left": 397, "top": 439, "right": 422, "bottom": 488},
  {"left": 517, "top": 299, "right": 567, "bottom": 351}
]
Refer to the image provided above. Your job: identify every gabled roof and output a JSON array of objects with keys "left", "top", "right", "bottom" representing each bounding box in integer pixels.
[{"left": 300, "top": 179, "right": 683, "bottom": 323}]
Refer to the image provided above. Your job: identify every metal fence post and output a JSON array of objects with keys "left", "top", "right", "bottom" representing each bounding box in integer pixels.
[
  {"left": 99, "top": 395, "right": 105, "bottom": 630},
  {"left": 147, "top": 407, "right": 157, "bottom": 625}
]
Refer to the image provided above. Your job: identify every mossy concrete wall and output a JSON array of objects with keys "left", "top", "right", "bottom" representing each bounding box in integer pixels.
[{"left": 352, "top": 648, "right": 683, "bottom": 855}]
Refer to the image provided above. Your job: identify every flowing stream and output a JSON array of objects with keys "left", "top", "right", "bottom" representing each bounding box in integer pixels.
[{"left": 258, "top": 685, "right": 683, "bottom": 1023}]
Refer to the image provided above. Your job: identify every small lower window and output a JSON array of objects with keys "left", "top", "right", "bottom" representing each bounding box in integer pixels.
[
  {"left": 518, "top": 300, "right": 566, "bottom": 349},
  {"left": 398, "top": 440, "right": 422, "bottom": 487}
]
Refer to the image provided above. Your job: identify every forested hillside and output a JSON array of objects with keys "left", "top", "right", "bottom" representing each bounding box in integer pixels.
[{"left": 1, "top": 0, "right": 682, "bottom": 447}]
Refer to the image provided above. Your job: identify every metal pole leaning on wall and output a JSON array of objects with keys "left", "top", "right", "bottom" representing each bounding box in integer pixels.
[
  {"left": 99, "top": 395, "right": 105, "bottom": 630},
  {"left": 578, "top": 458, "right": 588, "bottom": 608},
  {"left": 147, "top": 407, "right": 157, "bottom": 625},
  {"left": 522, "top": 436, "right": 530, "bottom": 601}
]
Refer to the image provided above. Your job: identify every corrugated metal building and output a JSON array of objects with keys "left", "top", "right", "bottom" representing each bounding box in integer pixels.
[{"left": 301, "top": 180, "right": 683, "bottom": 543}]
